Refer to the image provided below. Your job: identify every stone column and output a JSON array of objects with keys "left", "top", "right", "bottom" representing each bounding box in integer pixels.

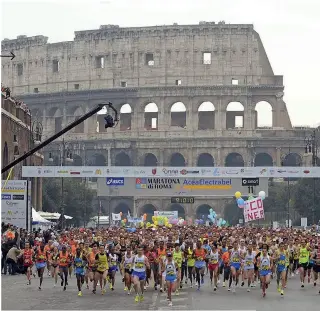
[
  {"left": 244, "top": 95, "right": 254, "bottom": 130},
  {"left": 107, "top": 148, "right": 111, "bottom": 166},
  {"left": 276, "top": 147, "right": 281, "bottom": 166},
  {"left": 157, "top": 97, "right": 167, "bottom": 130},
  {"left": 131, "top": 98, "right": 141, "bottom": 130},
  {"left": 215, "top": 96, "right": 225, "bottom": 130},
  {"left": 158, "top": 148, "right": 164, "bottom": 166},
  {"left": 62, "top": 104, "right": 67, "bottom": 128}
]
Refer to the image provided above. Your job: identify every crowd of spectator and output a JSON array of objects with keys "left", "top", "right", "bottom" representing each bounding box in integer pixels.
[
  {"left": 1, "top": 222, "right": 53, "bottom": 275},
  {"left": 1, "top": 83, "right": 31, "bottom": 115}
]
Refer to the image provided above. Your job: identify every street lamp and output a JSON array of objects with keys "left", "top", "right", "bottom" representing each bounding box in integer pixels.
[
  {"left": 47, "top": 138, "right": 73, "bottom": 229},
  {"left": 304, "top": 128, "right": 319, "bottom": 225}
]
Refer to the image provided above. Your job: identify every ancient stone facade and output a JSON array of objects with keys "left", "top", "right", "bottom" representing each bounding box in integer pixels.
[
  {"left": 1, "top": 93, "right": 43, "bottom": 210},
  {"left": 1, "top": 23, "right": 314, "bottom": 219}
]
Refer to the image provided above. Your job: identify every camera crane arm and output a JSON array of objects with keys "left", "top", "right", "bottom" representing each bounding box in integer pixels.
[{"left": 1, "top": 103, "right": 118, "bottom": 174}]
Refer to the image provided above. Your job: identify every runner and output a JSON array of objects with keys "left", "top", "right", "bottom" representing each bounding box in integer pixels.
[
  {"left": 34, "top": 243, "right": 47, "bottom": 290},
  {"left": 74, "top": 247, "right": 86, "bottom": 297},
  {"left": 163, "top": 251, "right": 178, "bottom": 307}
]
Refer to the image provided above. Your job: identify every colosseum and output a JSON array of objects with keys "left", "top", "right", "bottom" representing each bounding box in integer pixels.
[{"left": 1, "top": 22, "right": 312, "bottom": 219}]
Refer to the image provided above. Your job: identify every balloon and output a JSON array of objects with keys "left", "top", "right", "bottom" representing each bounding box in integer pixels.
[
  {"left": 152, "top": 216, "right": 156, "bottom": 222},
  {"left": 259, "top": 191, "right": 266, "bottom": 200},
  {"left": 154, "top": 221, "right": 158, "bottom": 226},
  {"left": 235, "top": 191, "right": 242, "bottom": 199},
  {"left": 168, "top": 224, "right": 172, "bottom": 228},
  {"left": 209, "top": 208, "right": 213, "bottom": 214},
  {"left": 248, "top": 195, "right": 254, "bottom": 201},
  {"left": 237, "top": 198, "right": 245, "bottom": 207}
]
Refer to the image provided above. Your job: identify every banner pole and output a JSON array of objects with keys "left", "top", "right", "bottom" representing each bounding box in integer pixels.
[{"left": 1, "top": 167, "right": 13, "bottom": 191}]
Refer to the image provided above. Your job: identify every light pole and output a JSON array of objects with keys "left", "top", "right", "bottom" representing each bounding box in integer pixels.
[
  {"left": 305, "top": 128, "right": 320, "bottom": 225},
  {"left": 48, "top": 138, "right": 73, "bottom": 229}
]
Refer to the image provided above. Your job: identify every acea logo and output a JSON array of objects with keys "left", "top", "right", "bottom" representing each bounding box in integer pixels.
[{"left": 106, "top": 177, "right": 124, "bottom": 186}]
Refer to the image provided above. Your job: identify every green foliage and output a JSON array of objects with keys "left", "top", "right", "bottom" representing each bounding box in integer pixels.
[
  {"left": 42, "top": 178, "right": 96, "bottom": 226},
  {"left": 291, "top": 178, "right": 320, "bottom": 221}
]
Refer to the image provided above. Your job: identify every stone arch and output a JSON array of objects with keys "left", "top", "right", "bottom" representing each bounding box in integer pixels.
[
  {"left": 31, "top": 108, "right": 42, "bottom": 118},
  {"left": 144, "top": 102, "right": 158, "bottom": 130},
  {"left": 196, "top": 204, "right": 213, "bottom": 220},
  {"left": 141, "top": 204, "right": 157, "bottom": 222},
  {"left": 255, "top": 101, "right": 273, "bottom": 128},
  {"left": 48, "top": 107, "right": 62, "bottom": 117},
  {"left": 143, "top": 153, "right": 158, "bottom": 166},
  {"left": 88, "top": 153, "right": 107, "bottom": 166},
  {"left": 197, "top": 153, "right": 215, "bottom": 167},
  {"left": 115, "top": 152, "right": 131, "bottom": 166},
  {"left": 282, "top": 153, "right": 302, "bottom": 166},
  {"left": 2, "top": 142, "right": 9, "bottom": 179},
  {"left": 72, "top": 154, "right": 83, "bottom": 166},
  {"left": 114, "top": 202, "right": 132, "bottom": 218},
  {"left": 254, "top": 153, "right": 274, "bottom": 167},
  {"left": 225, "top": 152, "right": 244, "bottom": 167},
  {"left": 170, "top": 153, "right": 186, "bottom": 167},
  {"left": 120, "top": 104, "right": 132, "bottom": 131},
  {"left": 198, "top": 101, "right": 215, "bottom": 130},
  {"left": 226, "top": 102, "right": 244, "bottom": 129},
  {"left": 169, "top": 204, "right": 185, "bottom": 219},
  {"left": 67, "top": 106, "right": 84, "bottom": 133},
  {"left": 48, "top": 107, "right": 62, "bottom": 133},
  {"left": 170, "top": 102, "right": 186, "bottom": 128}
]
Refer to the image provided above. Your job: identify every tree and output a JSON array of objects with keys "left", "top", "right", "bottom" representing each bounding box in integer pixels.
[
  {"left": 43, "top": 178, "right": 96, "bottom": 226},
  {"left": 291, "top": 178, "right": 320, "bottom": 224}
]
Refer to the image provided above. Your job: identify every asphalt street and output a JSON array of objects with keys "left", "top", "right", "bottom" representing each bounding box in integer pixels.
[{"left": 1, "top": 273, "right": 319, "bottom": 310}]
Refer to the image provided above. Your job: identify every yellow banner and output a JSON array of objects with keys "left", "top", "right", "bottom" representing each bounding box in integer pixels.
[{"left": 182, "top": 185, "right": 232, "bottom": 190}]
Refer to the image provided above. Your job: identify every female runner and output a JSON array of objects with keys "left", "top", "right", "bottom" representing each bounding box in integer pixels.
[
  {"left": 50, "top": 246, "right": 59, "bottom": 287},
  {"left": 35, "top": 243, "right": 47, "bottom": 290},
  {"left": 20, "top": 242, "right": 34, "bottom": 285},
  {"left": 276, "top": 241, "right": 287, "bottom": 296}
]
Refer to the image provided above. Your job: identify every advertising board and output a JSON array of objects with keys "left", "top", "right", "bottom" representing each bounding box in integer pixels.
[
  {"left": 1, "top": 180, "right": 28, "bottom": 229},
  {"left": 22, "top": 166, "right": 320, "bottom": 178},
  {"left": 97, "top": 177, "right": 268, "bottom": 197}
]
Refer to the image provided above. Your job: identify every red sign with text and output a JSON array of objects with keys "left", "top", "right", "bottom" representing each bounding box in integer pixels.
[{"left": 244, "top": 197, "right": 265, "bottom": 222}]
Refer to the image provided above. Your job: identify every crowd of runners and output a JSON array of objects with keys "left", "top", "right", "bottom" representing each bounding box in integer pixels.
[{"left": 5, "top": 224, "right": 320, "bottom": 307}]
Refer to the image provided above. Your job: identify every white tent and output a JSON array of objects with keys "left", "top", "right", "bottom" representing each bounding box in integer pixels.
[
  {"left": 38, "top": 212, "right": 73, "bottom": 220},
  {"left": 32, "top": 208, "right": 53, "bottom": 230}
]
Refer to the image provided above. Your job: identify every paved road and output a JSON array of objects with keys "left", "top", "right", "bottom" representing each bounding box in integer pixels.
[{"left": 2, "top": 273, "right": 319, "bottom": 310}]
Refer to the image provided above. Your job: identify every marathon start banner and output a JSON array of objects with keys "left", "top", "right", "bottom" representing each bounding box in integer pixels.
[{"left": 97, "top": 177, "right": 269, "bottom": 197}]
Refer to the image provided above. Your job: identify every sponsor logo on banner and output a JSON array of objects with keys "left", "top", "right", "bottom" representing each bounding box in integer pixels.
[
  {"left": 213, "top": 168, "right": 221, "bottom": 176},
  {"left": 12, "top": 195, "right": 25, "bottom": 200},
  {"left": 134, "top": 169, "right": 146, "bottom": 175},
  {"left": 82, "top": 170, "right": 94, "bottom": 174},
  {"left": 201, "top": 169, "right": 212, "bottom": 175},
  {"left": 182, "top": 179, "right": 232, "bottom": 190},
  {"left": 162, "top": 168, "right": 179, "bottom": 176},
  {"left": 136, "top": 178, "right": 180, "bottom": 189},
  {"left": 152, "top": 168, "right": 157, "bottom": 175},
  {"left": 259, "top": 168, "right": 268, "bottom": 176},
  {"left": 106, "top": 177, "right": 124, "bottom": 186},
  {"left": 180, "top": 169, "right": 199, "bottom": 175},
  {"left": 303, "top": 170, "right": 310, "bottom": 174},
  {"left": 242, "top": 178, "right": 260, "bottom": 186},
  {"left": 225, "top": 169, "right": 239, "bottom": 175},
  {"left": 2, "top": 194, "right": 11, "bottom": 200},
  {"left": 154, "top": 211, "right": 178, "bottom": 218},
  {"left": 70, "top": 171, "right": 81, "bottom": 175},
  {"left": 57, "top": 170, "right": 69, "bottom": 174},
  {"left": 95, "top": 169, "right": 102, "bottom": 175}
]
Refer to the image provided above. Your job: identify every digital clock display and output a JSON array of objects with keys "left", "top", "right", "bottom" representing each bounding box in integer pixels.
[{"left": 171, "top": 197, "right": 195, "bottom": 204}]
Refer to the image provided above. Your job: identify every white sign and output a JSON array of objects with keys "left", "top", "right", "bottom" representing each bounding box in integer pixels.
[
  {"left": 154, "top": 211, "right": 178, "bottom": 218},
  {"left": 22, "top": 166, "right": 320, "bottom": 178},
  {"left": 301, "top": 217, "right": 308, "bottom": 228},
  {"left": 1, "top": 180, "right": 28, "bottom": 229},
  {"left": 112, "top": 213, "right": 121, "bottom": 221},
  {"left": 243, "top": 197, "right": 265, "bottom": 222}
]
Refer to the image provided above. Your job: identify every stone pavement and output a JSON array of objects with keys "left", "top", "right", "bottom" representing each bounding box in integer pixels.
[{"left": 1, "top": 273, "right": 319, "bottom": 310}]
